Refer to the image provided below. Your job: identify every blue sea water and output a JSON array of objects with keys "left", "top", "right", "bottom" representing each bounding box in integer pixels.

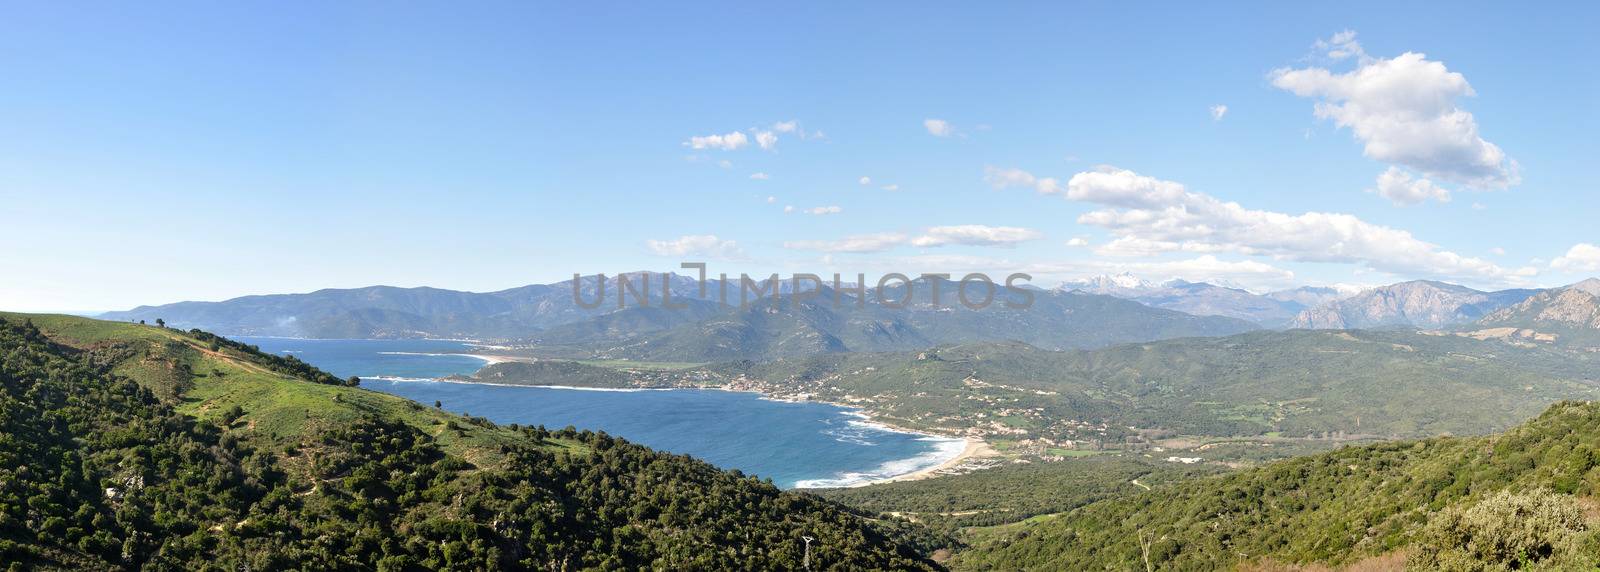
[{"left": 236, "top": 337, "right": 963, "bottom": 488}]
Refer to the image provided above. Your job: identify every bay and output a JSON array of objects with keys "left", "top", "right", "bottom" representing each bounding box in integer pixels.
[{"left": 236, "top": 336, "right": 962, "bottom": 488}]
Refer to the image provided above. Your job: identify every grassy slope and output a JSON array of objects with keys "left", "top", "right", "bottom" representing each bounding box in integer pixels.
[
  {"left": 949, "top": 400, "right": 1600, "bottom": 570},
  {"left": 6, "top": 312, "right": 574, "bottom": 468}
]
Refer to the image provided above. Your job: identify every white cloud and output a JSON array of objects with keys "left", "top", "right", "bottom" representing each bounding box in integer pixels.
[
  {"left": 858, "top": 176, "right": 872, "bottom": 185},
  {"left": 750, "top": 172, "right": 770, "bottom": 180},
  {"left": 684, "top": 131, "right": 748, "bottom": 151},
  {"left": 1065, "top": 237, "right": 1091, "bottom": 247},
  {"left": 1551, "top": 243, "right": 1600, "bottom": 272},
  {"left": 870, "top": 254, "right": 1301, "bottom": 292},
  {"left": 1034, "top": 165, "right": 1535, "bottom": 286},
  {"left": 765, "top": 195, "right": 776, "bottom": 203},
  {"left": 1371, "top": 166, "right": 1450, "bottom": 206},
  {"left": 984, "top": 165, "right": 1063, "bottom": 195},
  {"left": 1272, "top": 32, "right": 1517, "bottom": 189},
  {"left": 785, "top": 225, "right": 1042, "bottom": 253},
  {"left": 909, "top": 225, "right": 1043, "bottom": 248},
  {"left": 772, "top": 120, "right": 799, "bottom": 133},
  {"left": 717, "top": 159, "right": 732, "bottom": 169},
  {"left": 881, "top": 184, "right": 900, "bottom": 191},
  {"left": 924, "top": 118, "right": 954, "bottom": 137},
  {"left": 754, "top": 130, "right": 778, "bottom": 150},
  {"left": 784, "top": 232, "right": 909, "bottom": 253},
  {"left": 803, "top": 206, "right": 843, "bottom": 216},
  {"left": 1210, "top": 104, "right": 1228, "bottom": 121},
  {"left": 784, "top": 205, "right": 795, "bottom": 213},
  {"left": 645, "top": 235, "right": 745, "bottom": 260}
]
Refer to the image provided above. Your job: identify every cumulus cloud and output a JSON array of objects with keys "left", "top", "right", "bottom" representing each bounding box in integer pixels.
[
  {"left": 1025, "top": 165, "right": 1537, "bottom": 285},
  {"left": 765, "top": 195, "right": 776, "bottom": 203},
  {"left": 784, "top": 233, "right": 909, "bottom": 253},
  {"left": 1551, "top": 243, "right": 1600, "bottom": 272},
  {"left": 871, "top": 254, "right": 1301, "bottom": 292},
  {"left": 750, "top": 172, "right": 770, "bottom": 180},
  {"left": 785, "top": 225, "right": 1042, "bottom": 253},
  {"left": 1371, "top": 166, "right": 1451, "bottom": 206},
  {"left": 909, "top": 225, "right": 1043, "bottom": 248},
  {"left": 924, "top": 118, "right": 954, "bottom": 137},
  {"left": 754, "top": 130, "right": 778, "bottom": 150},
  {"left": 802, "top": 206, "right": 843, "bottom": 216},
  {"left": 1272, "top": 32, "right": 1517, "bottom": 189},
  {"left": 645, "top": 235, "right": 745, "bottom": 260},
  {"left": 858, "top": 176, "right": 872, "bottom": 185},
  {"left": 984, "top": 165, "right": 1063, "bottom": 194},
  {"left": 772, "top": 120, "right": 799, "bottom": 133},
  {"left": 684, "top": 131, "right": 748, "bottom": 151},
  {"left": 881, "top": 184, "right": 900, "bottom": 191},
  {"left": 1210, "top": 104, "right": 1228, "bottom": 121},
  {"left": 1065, "top": 237, "right": 1090, "bottom": 247}
]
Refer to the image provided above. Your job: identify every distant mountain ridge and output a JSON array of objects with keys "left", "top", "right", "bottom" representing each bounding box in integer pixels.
[
  {"left": 100, "top": 273, "right": 714, "bottom": 339},
  {"left": 1290, "top": 280, "right": 1541, "bottom": 329},
  {"left": 100, "top": 274, "right": 1259, "bottom": 356},
  {"left": 524, "top": 278, "right": 1260, "bottom": 361},
  {"left": 1060, "top": 273, "right": 1356, "bottom": 327},
  {"left": 1472, "top": 279, "right": 1600, "bottom": 346}
]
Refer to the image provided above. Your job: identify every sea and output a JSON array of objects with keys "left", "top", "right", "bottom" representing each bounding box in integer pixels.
[{"left": 235, "top": 337, "right": 964, "bottom": 488}]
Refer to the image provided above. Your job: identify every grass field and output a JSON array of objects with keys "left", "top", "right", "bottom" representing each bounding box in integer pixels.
[{"left": 4, "top": 312, "right": 584, "bottom": 466}]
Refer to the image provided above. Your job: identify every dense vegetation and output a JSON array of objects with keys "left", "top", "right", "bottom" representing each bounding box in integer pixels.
[
  {"left": 701, "top": 330, "right": 1600, "bottom": 442},
  {"left": 950, "top": 400, "right": 1600, "bottom": 570},
  {"left": 0, "top": 314, "right": 938, "bottom": 570},
  {"left": 813, "top": 457, "right": 1220, "bottom": 532}
]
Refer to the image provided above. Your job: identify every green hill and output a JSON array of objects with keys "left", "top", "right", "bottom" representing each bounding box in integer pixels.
[
  {"left": 949, "top": 400, "right": 1600, "bottom": 570},
  {"left": 698, "top": 330, "right": 1600, "bottom": 443},
  {"left": 0, "top": 313, "right": 938, "bottom": 570}
]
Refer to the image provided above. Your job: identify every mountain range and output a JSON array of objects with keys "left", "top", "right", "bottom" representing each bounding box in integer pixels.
[
  {"left": 1288, "top": 279, "right": 1542, "bottom": 329},
  {"left": 1059, "top": 273, "right": 1355, "bottom": 327}
]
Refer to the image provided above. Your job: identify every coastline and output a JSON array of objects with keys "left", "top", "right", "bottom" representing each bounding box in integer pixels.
[
  {"left": 860, "top": 437, "right": 996, "bottom": 486},
  {"left": 369, "top": 373, "right": 992, "bottom": 487}
]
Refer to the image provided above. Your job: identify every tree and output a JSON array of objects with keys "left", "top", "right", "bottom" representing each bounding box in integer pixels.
[
  {"left": 154, "top": 318, "right": 165, "bottom": 328},
  {"left": 345, "top": 376, "right": 361, "bottom": 387},
  {"left": 434, "top": 400, "right": 443, "bottom": 409}
]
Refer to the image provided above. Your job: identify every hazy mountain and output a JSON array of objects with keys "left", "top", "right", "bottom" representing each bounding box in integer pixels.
[
  {"left": 1473, "top": 278, "right": 1600, "bottom": 346},
  {"left": 1061, "top": 274, "right": 1355, "bottom": 327},
  {"left": 98, "top": 272, "right": 713, "bottom": 339},
  {"left": 526, "top": 278, "right": 1260, "bottom": 361},
  {"left": 1289, "top": 280, "right": 1541, "bottom": 329},
  {"left": 1124, "top": 280, "right": 1306, "bottom": 327},
  {"left": 1263, "top": 284, "right": 1361, "bottom": 308},
  {"left": 1057, "top": 272, "right": 1159, "bottom": 297}
]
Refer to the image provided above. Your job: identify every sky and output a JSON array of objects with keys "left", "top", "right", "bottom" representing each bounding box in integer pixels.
[{"left": 3, "top": 2, "right": 1598, "bottom": 312}]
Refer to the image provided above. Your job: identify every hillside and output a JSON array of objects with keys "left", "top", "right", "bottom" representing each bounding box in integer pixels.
[
  {"left": 1290, "top": 280, "right": 1539, "bottom": 329},
  {"left": 1473, "top": 279, "right": 1600, "bottom": 348},
  {"left": 471, "top": 329, "right": 1600, "bottom": 448},
  {"left": 950, "top": 400, "right": 1600, "bottom": 570},
  {"left": 520, "top": 281, "right": 1259, "bottom": 362},
  {"left": 0, "top": 313, "right": 937, "bottom": 570}
]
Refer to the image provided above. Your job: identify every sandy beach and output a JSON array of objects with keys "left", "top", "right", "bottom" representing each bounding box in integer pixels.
[
  {"left": 862, "top": 437, "right": 997, "bottom": 486},
  {"left": 463, "top": 353, "right": 534, "bottom": 365}
]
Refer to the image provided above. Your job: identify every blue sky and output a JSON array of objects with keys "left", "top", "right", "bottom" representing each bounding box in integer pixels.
[{"left": 3, "top": 2, "right": 1597, "bottom": 312}]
